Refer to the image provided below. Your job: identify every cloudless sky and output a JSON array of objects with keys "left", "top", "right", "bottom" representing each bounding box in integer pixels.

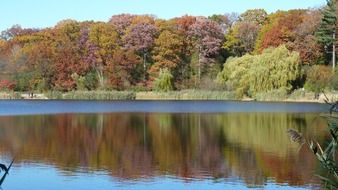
[{"left": 1, "top": 0, "right": 326, "bottom": 31}]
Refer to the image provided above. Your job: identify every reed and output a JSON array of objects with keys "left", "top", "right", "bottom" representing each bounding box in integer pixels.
[
  {"left": 254, "top": 88, "right": 288, "bottom": 101},
  {"left": 0, "top": 92, "right": 21, "bottom": 99},
  {"left": 46, "top": 91, "right": 136, "bottom": 100},
  {"left": 136, "top": 90, "right": 237, "bottom": 100},
  {"left": 287, "top": 101, "right": 338, "bottom": 189}
]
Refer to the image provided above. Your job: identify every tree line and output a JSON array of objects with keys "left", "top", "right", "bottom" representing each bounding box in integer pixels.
[{"left": 0, "top": 1, "right": 337, "bottom": 96}]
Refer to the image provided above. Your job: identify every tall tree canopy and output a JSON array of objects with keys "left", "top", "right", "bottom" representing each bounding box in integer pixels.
[
  {"left": 0, "top": 7, "right": 336, "bottom": 93},
  {"left": 316, "top": 0, "right": 337, "bottom": 69}
]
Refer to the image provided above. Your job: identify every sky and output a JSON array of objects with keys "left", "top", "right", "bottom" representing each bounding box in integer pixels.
[{"left": 1, "top": 0, "right": 326, "bottom": 31}]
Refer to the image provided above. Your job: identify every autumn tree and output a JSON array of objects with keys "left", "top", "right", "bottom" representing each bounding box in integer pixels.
[
  {"left": 0, "top": 39, "right": 5, "bottom": 70},
  {"left": 0, "top": 25, "right": 39, "bottom": 41},
  {"left": 174, "top": 16, "right": 197, "bottom": 86},
  {"left": 239, "top": 9, "right": 268, "bottom": 25},
  {"left": 304, "top": 65, "right": 333, "bottom": 94},
  {"left": 0, "top": 26, "right": 50, "bottom": 91},
  {"left": 150, "top": 30, "right": 184, "bottom": 80},
  {"left": 255, "top": 10, "right": 305, "bottom": 52},
  {"left": 20, "top": 30, "right": 55, "bottom": 91},
  {"left": 223, "top": 9, "right": 267, "bottom": 56},
  {"left": 109, "top": 14, "right": 136, "bottom": 36},
  {"left": 88, "top": 23, "right": 119, "bottom": 89},
  {"left": 0, "top": 10, "right": 334, "bottom": 92},
  {"left": 224, "top": 22, "right": 260, "bottom": 56},
  {"left": 291, "top": 10, "right": 322, "bottom": 65},
  {"left": 108, "top": 49, "right": 140, "bottom": 89},
  {"left": 188, "top": 17, "right": 223, "bottom": 84},
  {"left": 208, "top": 14, "right": 234, "bottom": 34},
  {"left": 123, "top": 19, "right": 158, "bottom": 83},
  {"left": 223, "top": 12, "right": 240, "bottom": 29},
  {"left": 51, "top": 20, "right": 82, "bottom": 90}
]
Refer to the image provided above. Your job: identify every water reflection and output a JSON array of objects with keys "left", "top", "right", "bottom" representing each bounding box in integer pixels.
[{"left": 0, "top": 112, "right": 328, "bottom": 188}]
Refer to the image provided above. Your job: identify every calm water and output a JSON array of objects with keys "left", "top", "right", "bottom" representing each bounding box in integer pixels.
[{"left": 0, "top": 101, "right": 331, "bottom": 189}]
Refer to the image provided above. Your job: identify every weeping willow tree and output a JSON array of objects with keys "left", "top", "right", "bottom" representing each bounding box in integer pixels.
[
  {"left": 217, "top": 45, "right": 301, "bottom": 97},
  {"left": 249, "top": 45, "right": 301, "bottom": 94},
  {"left": 216, "top": 54, "right": 254, "bottom": 97},
  {"left": 153, "top": 68, "right": 174, "bottom": 92}
]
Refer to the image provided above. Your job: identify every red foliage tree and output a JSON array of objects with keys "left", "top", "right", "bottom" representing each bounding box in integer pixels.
[
  {"left": 0, "top": 80, "right": 16, "bottom": 90},
  {"left": 258, "top": 10, "right": 305, "bottom": 51}
]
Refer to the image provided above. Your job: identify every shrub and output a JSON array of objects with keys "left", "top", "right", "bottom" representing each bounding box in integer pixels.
[
  {"left": 13, "top": 71, "right": 50, "bottom": 92},
  {"left": 254, "top": 88, "right": 288, "bottom": 101},
  {"left": 71, "top": 73, "right": 86, "bottom": 91},
  {"left": 83, "top": 71, "right": 98, "bottom": 90},
  {"left": 62, "top": 91, "right": 136, "bottom": 100},
  {"left": 288, "top": 88, "right": 306, "bottom": 99},
  {"left": 71, "top": 71, "right": 99, "bottom": 91},
  {"left": 329, "top": 71, "right": 338, "bottom": 90},
  {"left": 153, "top": 68, "right": 174, "bottom": 92},
  {"left": 0, "top": 92, "right": 21, "bottom": 99},
  {"left": 46, "top": 91, "right": 136, "bottom": 100},
  {"left": 136, "top": 90, "right": 237, "bottom": 100},
  {"left": 45, "top": 91, "right": 63, "bottom": 99},
  {"left": 13, "top": 72, "right": 33, "bottom": 91},
  {"left": 304, "top": 65, "right": 333, "bottom": 93}
]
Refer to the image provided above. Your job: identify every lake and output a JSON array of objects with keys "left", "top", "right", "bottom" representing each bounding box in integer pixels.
[{"left": 0, "top": 100, "right": 331, "bottom": 189}]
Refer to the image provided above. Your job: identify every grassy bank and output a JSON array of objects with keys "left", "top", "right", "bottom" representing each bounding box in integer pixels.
[
  {"left": 0, "top": 92, "right": 21, "bottom": 99},
  {"left": 46, "top": 91, "right": 136, "bottom": 100},
  {"left": 46, "top": 90, "right": 237, "bottom": 100},
  {"left": 0, "top": 90, "right": 336, "bottom": 102},
  {"left": 136, "top": 90, "right": 237, "bottom": 100}
]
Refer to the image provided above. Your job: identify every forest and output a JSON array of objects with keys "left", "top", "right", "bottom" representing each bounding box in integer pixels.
[{"left": 0, "top": 1, "right": 337, "bottom": 99}]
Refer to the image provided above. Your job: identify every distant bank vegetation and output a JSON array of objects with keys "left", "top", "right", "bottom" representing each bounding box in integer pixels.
[{"left": 0, "top": 1, "right": 337, "bottom": 100}]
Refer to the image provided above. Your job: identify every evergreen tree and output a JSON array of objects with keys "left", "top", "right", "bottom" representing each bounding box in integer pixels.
[{"left": 316, "top": 0, "right": 337, "bottom": 70}]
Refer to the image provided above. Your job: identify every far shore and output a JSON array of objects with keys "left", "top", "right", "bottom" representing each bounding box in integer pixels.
[{"left": 0, "top": 90, "right": 336, "bottom": 103}]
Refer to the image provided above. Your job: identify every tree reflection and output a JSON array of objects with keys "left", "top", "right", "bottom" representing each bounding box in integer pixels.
[{"left": 0, "top": 112, "right": 328, "bottom": 187}]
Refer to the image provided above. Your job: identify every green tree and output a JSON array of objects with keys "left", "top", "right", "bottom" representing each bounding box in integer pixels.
[
  {"left": 71, "top": 73, "right": 86, "bottom": 90},
  {"left": 153, "top": 68, "right": 174, "bottom": 92},
  {"left": 316, "top": 0, "right": 337, "bottom": 69},
  {"left": 216, "top": 54, "right": 254, "bottom": 97},
  {"left": 217, "top": 45, "right": 301, "bottom": 97},
  {"left": 248, "top": 45, "right": 301, "bottom": 95}
]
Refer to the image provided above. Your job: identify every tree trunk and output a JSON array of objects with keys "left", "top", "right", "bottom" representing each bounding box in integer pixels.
[
  {"left": 198, "top": 47, "right": 201, "bottom": 85},
  {"left": 96, "top": 68, "right": 104, "bottom": 89},
  {"left": 333, "top": 31, "right": 336, "bottom": 70},
  {"left": 143, "top": 53, "right": 147, "bottom": 82}
]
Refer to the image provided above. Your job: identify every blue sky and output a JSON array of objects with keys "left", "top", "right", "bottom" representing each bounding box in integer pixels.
[{"left": 1, "top": 0, "right": 326, "bottom": 31}]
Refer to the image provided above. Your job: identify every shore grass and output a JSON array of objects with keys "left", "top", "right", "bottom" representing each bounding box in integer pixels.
[
  {"left": 0, "top": 90, "right": 336, "bottom": 102},
  {"left": 0, "top": 92, "right": 21, "bottom": 99},
  {"left": 136, "top": 90, "right": 237, "bottom": 100},
  {"left": 46, "top": 91, "right": 136, "bottom": 100}
]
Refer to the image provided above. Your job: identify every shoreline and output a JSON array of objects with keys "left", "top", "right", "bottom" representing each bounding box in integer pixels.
[{"left": 0, "top": 91, "right": 336, "bottom": 103}]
